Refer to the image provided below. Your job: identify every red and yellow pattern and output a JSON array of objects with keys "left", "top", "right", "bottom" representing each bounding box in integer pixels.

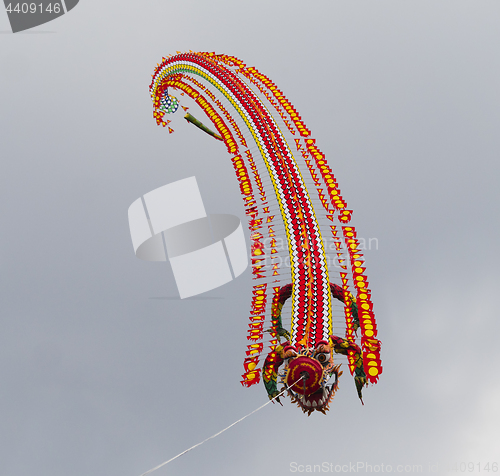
[{"left": 149, "top": 52, "right": 382, "bottom": 402}]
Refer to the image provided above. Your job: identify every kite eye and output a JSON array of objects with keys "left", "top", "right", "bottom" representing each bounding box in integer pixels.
[
  {"left": 283, "top": 353, "right": 297, "bottom": 367},
  {"left": 316, "top": 352, "right": 330, "bottom": 365}
]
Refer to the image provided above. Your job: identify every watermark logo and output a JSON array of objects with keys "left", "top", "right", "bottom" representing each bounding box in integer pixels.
[
  {"left": 3, "top": 0, "right": 79, "bottom": 33},
  {"left": 290, "top": 461, "right": 424, "bottom": 473},
  {"left": 128, "top": 177, "right": 248, "bottom": 299},
  {"left": 289, "top": 460, "right": 498, "bottom": 473}
]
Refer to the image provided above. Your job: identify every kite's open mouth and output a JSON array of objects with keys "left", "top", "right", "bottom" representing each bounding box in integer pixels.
[
  {"left": 288, "top": 381, "right": 339, "bottom": 415},
  {"left": 282, "top": 354, "right": 342, "bottom": 415}
]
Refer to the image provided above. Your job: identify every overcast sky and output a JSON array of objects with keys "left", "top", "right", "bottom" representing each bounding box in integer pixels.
[{"left": 1, "top": 1, "right": 499, "bottom": 475}]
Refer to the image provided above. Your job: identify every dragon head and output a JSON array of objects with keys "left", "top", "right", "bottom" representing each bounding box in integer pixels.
[{"left": 279, "top": 340, "right": 342, "bottom": 415}]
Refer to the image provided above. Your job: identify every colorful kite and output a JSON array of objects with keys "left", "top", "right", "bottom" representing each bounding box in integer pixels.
[{"left": 149, "top": 52, "right": 382, "bottom": 415}]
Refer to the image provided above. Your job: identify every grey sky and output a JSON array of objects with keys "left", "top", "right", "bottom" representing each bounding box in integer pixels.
[{"left": 1, "top": 1, "right": 499, "bottom": 475}]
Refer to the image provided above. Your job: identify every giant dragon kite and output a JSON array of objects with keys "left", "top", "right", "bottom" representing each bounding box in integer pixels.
[{"left": 149, "top": 52, "right": 382, "bottom": 415}]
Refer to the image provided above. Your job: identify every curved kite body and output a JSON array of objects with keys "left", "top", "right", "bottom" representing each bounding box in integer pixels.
[{"left": 149, "top": 52, "right": 382, "bottom": 415}]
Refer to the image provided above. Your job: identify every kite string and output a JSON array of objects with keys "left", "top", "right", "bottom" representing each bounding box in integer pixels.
[{"left": 139, "top": 380, "right": 299, "bottom": 476}]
